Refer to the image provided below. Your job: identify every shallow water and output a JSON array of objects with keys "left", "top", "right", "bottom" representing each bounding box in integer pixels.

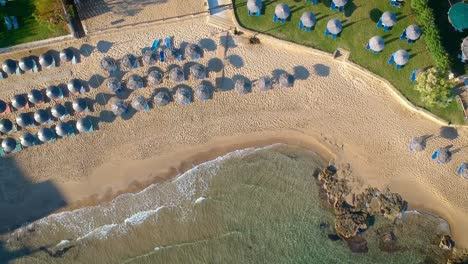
[{"left": 1, "top": 145, "right": 446, "bottom": 263}]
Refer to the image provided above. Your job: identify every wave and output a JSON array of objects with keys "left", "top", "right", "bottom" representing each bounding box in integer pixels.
[{"left": 124, "top": 206, "right": 166, "bottom": 226}]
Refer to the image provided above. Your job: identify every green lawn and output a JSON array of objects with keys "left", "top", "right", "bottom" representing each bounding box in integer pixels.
[
  {"left": 233, "top": 0, "right": 466, "bottom": 124},
  {"left": 0, "top": 0, "right": 68, "bottom": 48}
]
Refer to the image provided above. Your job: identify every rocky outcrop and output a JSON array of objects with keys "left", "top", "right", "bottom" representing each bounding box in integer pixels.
[
  {"left": 378, "top": 231, "right": 399, "bottom": 253},
  {"left": 346, "top": 235, "right": 368, "bottom": 253},
  {"left": 439, "top": 235, "right": 455, "bottom": 250}
]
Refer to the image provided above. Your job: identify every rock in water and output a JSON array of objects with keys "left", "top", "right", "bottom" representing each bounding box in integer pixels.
[
  {"left": 346, "top": 236, "right": 368, "bottom": 253},
  {"left": 439, "top": 235, "right": 455, "bottom": 250}
]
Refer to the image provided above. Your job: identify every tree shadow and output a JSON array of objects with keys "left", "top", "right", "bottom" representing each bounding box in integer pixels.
[
  {"left": 88, "top": 74, "right": 105, "bottom": 89},
  {"left": 344, "top": 0, "right": 358, "bottom": 18},
  {"left": 208, "top": 58, "right": 224, "bottom": 73},
  {"left": 293, "top": 66, "right": 310, "bottom": 80},
  {"left": 217, "top": 76, "right": 234, "bottom": 91},
  {"left": 220, "top": 34, "right": 237, "bottom": 49},
  {"left": 226, "top": 54, "right": 244, "bottom": 69},
  {"left": 439, "top": 126, "right": 458, "bottom": 140},
  {"left": 98, "top": 110, "right": 116, "bottom": 124},
  {"left": 79, "top": 44, "right": 95, "bottom": 58},
  {"left": 95, "top": 92, "right": 113, "bottom": 106},
  {"left": 369, "top": 8, "right": 383, "bottom": 23},
  {"left": 199, "top": 38, "right": 217, "bottom": 52},
  {"left": 313, "top": 64, "right": 330, "bottom": 77},
  {"left": 97, "top": 40, "right": 113, "bottom": 53}
]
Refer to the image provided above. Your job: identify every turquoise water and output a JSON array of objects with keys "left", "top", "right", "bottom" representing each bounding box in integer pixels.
[{"left": 1, "top": 145, "right": 445, "bottom": 263}]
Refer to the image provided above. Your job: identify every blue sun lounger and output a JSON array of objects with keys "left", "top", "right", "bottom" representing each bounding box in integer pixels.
[
  {"left": 431, "top": 148, "right": 440, "bottom": 160},
  {"left": 330, "top": 2, "right": 336, "bottom": 11},
  {"left": 165, "top": 37, "right": 171, "bottom": 49},
  {"left": 159, "top": 49, "right": 165, "bottom": 62},
  {"left": 151, "top": 39, "right": 160, "bottom": 52},
  {"left": 325, "top": 28, "right": 330, "bottom": 37},
  {"left": 410, "top": 70, "right": 418, "bottom": 82},
  {"left": 4, "top": 16, "right": 12, "bottom": 30},
  {"left": 457, "top": 163, "right": 466, "bottom": 176},
  {"left": 388, "top": 54, "right": 395, "bottom": 65},
  {"left": 10, "top": 16, "right": 18, "bottom": 29},
  {"left": 273, "top": 14, "right": 278, "bottom": 23},
  {"left": 390, "top": 1, "right": 401, "bottom": 8},
  {"left": 376, "top": 19, "right": 383, "bottom": 29},
  {"left": 400, "top": 30, "right": 407, "bottom": 40}
]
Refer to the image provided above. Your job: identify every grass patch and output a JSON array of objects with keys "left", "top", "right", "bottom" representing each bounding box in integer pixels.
[
  {"left": 233, "top": 0, "right": 465, "bottom": 124},
  {"left": 0, "top": 0, "right": 69, "bottom": 48}
]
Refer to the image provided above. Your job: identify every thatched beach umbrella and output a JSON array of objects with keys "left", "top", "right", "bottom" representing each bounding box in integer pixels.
[
  {"left": 190, "top": 64, "right": 206, "bottom": 80},
  {"left": 131, "top": 95, "right": 149, "bottom": 111},
  {"left": 55, "top": 122, "right": 72, "bottom": 137},
  {"left": 437, "top": 148, "right": 452, "bottom": 164},
  {"left": 147, "top": 70, "right": 163, "bottom": 85},
  {"left": 68, "top": 79, "right": 85, "bottom": 94},
  {"left": 76, "top": 117, "right": 93, "bottom": 133},
  {"left": 175, "top": 87, "right": 192, "bottom": 105},
  {"left": 169, "top": 66, "right": 185, "bottom": 83},
  {"left": 195, "top": 83, "right": 212, "bottom": 102},
  {"left": 121, "top": 54, "right": 139, "bottom": 70},
  {"left": 34, "top": 109, "right": 51, "bottom": 125},
  {"left": 19, "top": 57, "right": 36, "bottom": 72},
  {"left": 2, "top": 59, "right": 18, "bottom": 75},
  {"left": 300, "top": 12, "right": 316, "bottom": 28},
  {"left": 185, "top": 44, "right": 203, "bottom": 60},
  {"left": 109, "top": 97, "right": 128, "bottom": 116},
  {"left": 406, "top": 25, "right": 422, "bottom": 41},
  {"left": 247, "top": 0, "right": 262, "bottom": 14},
  {"left": 143, "top": 50, "right": 157, "bottom": 65},
  {"left": 154, "top": 89, "right": 172, "bottom": 106},
  {"left": 127, "top": 74, "right": 144, "bottom": 90},
  {"left": 327, "top": 19, "right": 343, "bottom": 35},
  {"left": 20, "top": 132, "right": 36, "bottom": 147},
  {"left": 0, "top": 99, "right": 6, "bottom": 114},
  {"left": 235, "top": 78, "right": 251, "bottom": 94},
  {"left": 409, "top": 136, "right": 427, "bottom": 152},
  {"left": 60, "top": 48, "right": 74, "bottom": 63},
  {"left": 28, "top": 89, "right": 44, "bottom": 104},
  {"left": 72, "top": 98, "right": 88, "bottom": 114},
  {"left": 368, "top": 36, "right": 385, "bottom": 52},
  {"left": 107, "top": 76, "right": 122, "bottom": 94},
  {"left": 275, "top": 3, "right": 290, "bottom": 20},
  {"left": 279, "top": 73, "right": 294, "bottom": 88},
  {"left": 258, "top": 76, "right": 272, "bottom": 91},
  {"left": 461, "top": 37, "right": 468, "bottom": 61},
  {"left": 46, "top": 85, "right": 63, "bottom": 100},
  {"left": 101, "top": 57, "right": 118, "bottom": 73},
  {"left": 38, "top": 127, "right": 56, "bottom": 143},
  {"left": 381, "top": 11, "right": 396, "bottom": 27},
  {"left": 0, "top": 119, "right": 14, "bottom": 133},
  {"left": 393, "top": 49, "right": 409, "bottom": 66},
  {"left": 12, "top": 94, "right": 28, "bottom": 109},
  {"left": 51, "top": 104, "right": 68, "bottom": 120},
  {"left": 1, "top": 137, "right": 17, "bottom": 153},
  {"left": 39, "top": 52, "right": 55, "bottom": 68},
  {"left": 16, "top": 113, "right": 34, "bottom": 128}
]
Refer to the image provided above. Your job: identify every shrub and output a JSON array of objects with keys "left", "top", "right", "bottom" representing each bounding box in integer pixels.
[
  {"left": 415, "top": 67, "right": 454, "bottom": 107},
  {"left": 411, "top": 0, "right": 451, "bottom": 70},
  {"left": 34, "top": 0, "right": 66, "bottom": 25}
]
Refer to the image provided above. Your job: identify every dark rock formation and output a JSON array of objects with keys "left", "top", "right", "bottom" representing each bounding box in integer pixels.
[
  {"left": 328, "top": 234, "right": 341, "bottom": 241},
  {"left": 379, "top": 231, "right": 399, "bottom": 253},
  {"left": 346, "top": 235, "right": 368, "bottom": 253},
  {"left": 440, "top": 235, "right": 455, "bottom": 250}
]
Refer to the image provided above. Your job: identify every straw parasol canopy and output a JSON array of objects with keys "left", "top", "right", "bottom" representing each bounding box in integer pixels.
[
  {"left": 72, "top": 98, "right": 88, "bottom": 113},
  {"left": 60, "top": 48, "right": 74, "bottom": 62},
  {"left": 409, "top": 136, "right": 426, "bottom": 151},
  {"left": 247, "top": 0, "right": 262, "bottom": 13},
  {"left": 333, "top": 0, "right": 348, "bottom": 7},
  {"left": 34, "top": 109, "right": 51, "bottom": 124},
  {"left": 12, "top": 94, "right": 27, "bottom": 109},
  {"left": 46, "top": 85, "right": 62, "bottom": 100},
  {"left": 38, "top": 127, "right": 55, "bottom": 142},
  {"left": 127, "top": 74, "right": 144, "bottom": 90},
  {"left": 39, "top": 52, "right": 54, "bottom": 68},
  {"left": 20, "top": 132, "right": 36, "bottom": 147},
  {"left": 0, "top": 99, "right": 6, "bottom": 113},
  {"left": 462, "top": 37, "right": 468, "bottom": 61},
  {"left": 195, "top": 83, "right": 212, "bottom": 102},
  {"left": 393, "top": 49, "right": 409, "bottom": 65},
  {"left": 190, "top": 64, "right": 206, "bottom": 80},
  {"left": 143, "top": 50, "right": 157, "bottom": 65},
  {"left": 16, "top": 113, "right": 34, "bottom": 128},
  {"left": 169, "top": 66, "right": 185, "bottom": 83},
  {"left": 235, "top": 78, "right": 251, "bottom": 94},
  {"left": 131, "top": 95, "right": 148, "bottom": 111},
  {"left": 258, "top": 76, "right": 272, "bottom": 91},
  {"left": 368, "top": 36, "right": 385, "bottom": 52},
  {"left": 185, "top": 44, "right": 203, "bottom": 59},
  {"left": 19, "top": 57, "right": 35, "bottom": 72},
  {"left": 0, "top": 119, "right": 14, "bottom": 133},
  {"left": 109, "top": 97, "right": 128, "bottom": 116},
  {"left": 101, "top": 57, "right": 118, "bottom": 73},
  {"left": 300, "top": 12, "right": 316, "bottom": 28},
  {"left": 381, "top": 11, "right": 397, "bottom": 27},
  {"left": 51, "top": 104, "right": 68, "bottom": 119},
  {"left": 55, "top": 122, "right": 71, "bottom": 137},
  {"left": 154, "top": 89, "right": 172, "bottom": 106},
  {"left": 28, "top": 89, "right": 44, "bottom": 104},
  {"left": 327, "top": 19, "right": 343, "bottom": 34},
  {"left": 121, "top": 54, "right": 139, "bottom": 70},
  {"left": 147, "top": 69, "right": 163, "bottom": 85},
  {"left": 107, "top": 76, "right": 122, "bottom": 94},
  {"left": 68, "top": 79, "right": 85, "bottom": 94},
  {"left": 275, "top": 3, "right": 290, "bottom": 20},
  {"left": 2, "top": 59, "right": 18, "bottom": 74},
  {"left": 437, "top": 148, "right": 452, "bottom": 164},
  {"left": 279, "top": 73, "right": 294, "bottom": 88},
  {"left": 406, "top": 25, "right": 422, "bottom": 40},
  {"left": 76, "top": 117, "right": 93, "bottom": 133},
  {"left": 2, "top": 137, "right": 16, "bottom": 153},
  {"left": 175, "top": 87, "right": 192, "bottom": 105}
]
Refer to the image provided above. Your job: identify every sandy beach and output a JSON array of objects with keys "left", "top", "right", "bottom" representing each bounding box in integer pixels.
[{"left": 0, "top": 13, "right": 467, "bottom": 250}]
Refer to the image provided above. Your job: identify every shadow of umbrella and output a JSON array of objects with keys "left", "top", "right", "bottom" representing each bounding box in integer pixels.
[
  {"left": 369, "top": 8, "right": 383, "bottom": 23},
  {"left": 439, "top": 126, "right": 458, "bottom": 140}
]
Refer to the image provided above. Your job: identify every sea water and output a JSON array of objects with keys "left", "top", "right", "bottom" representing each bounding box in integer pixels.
[{"left": 1, "top": 145, "right": 443, "bottom": 263}]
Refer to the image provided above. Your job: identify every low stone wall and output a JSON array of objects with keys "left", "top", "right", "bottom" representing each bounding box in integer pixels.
[{"left": 0, "top": 34, "right": 75, "bottom": 56}]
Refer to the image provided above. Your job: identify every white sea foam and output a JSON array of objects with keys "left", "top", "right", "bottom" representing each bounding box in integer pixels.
[
  {"left": 194, "top": 197, "right": 206, "bottom": 204},
  {"left": 77, "top": 224, "right": 118, "bottom": 241},
  {"left": 124, "top": 207, "right": 165, "bottom": 226},
  {"left": 55, "top": 239, "right": 70, "bottom": 248}
]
